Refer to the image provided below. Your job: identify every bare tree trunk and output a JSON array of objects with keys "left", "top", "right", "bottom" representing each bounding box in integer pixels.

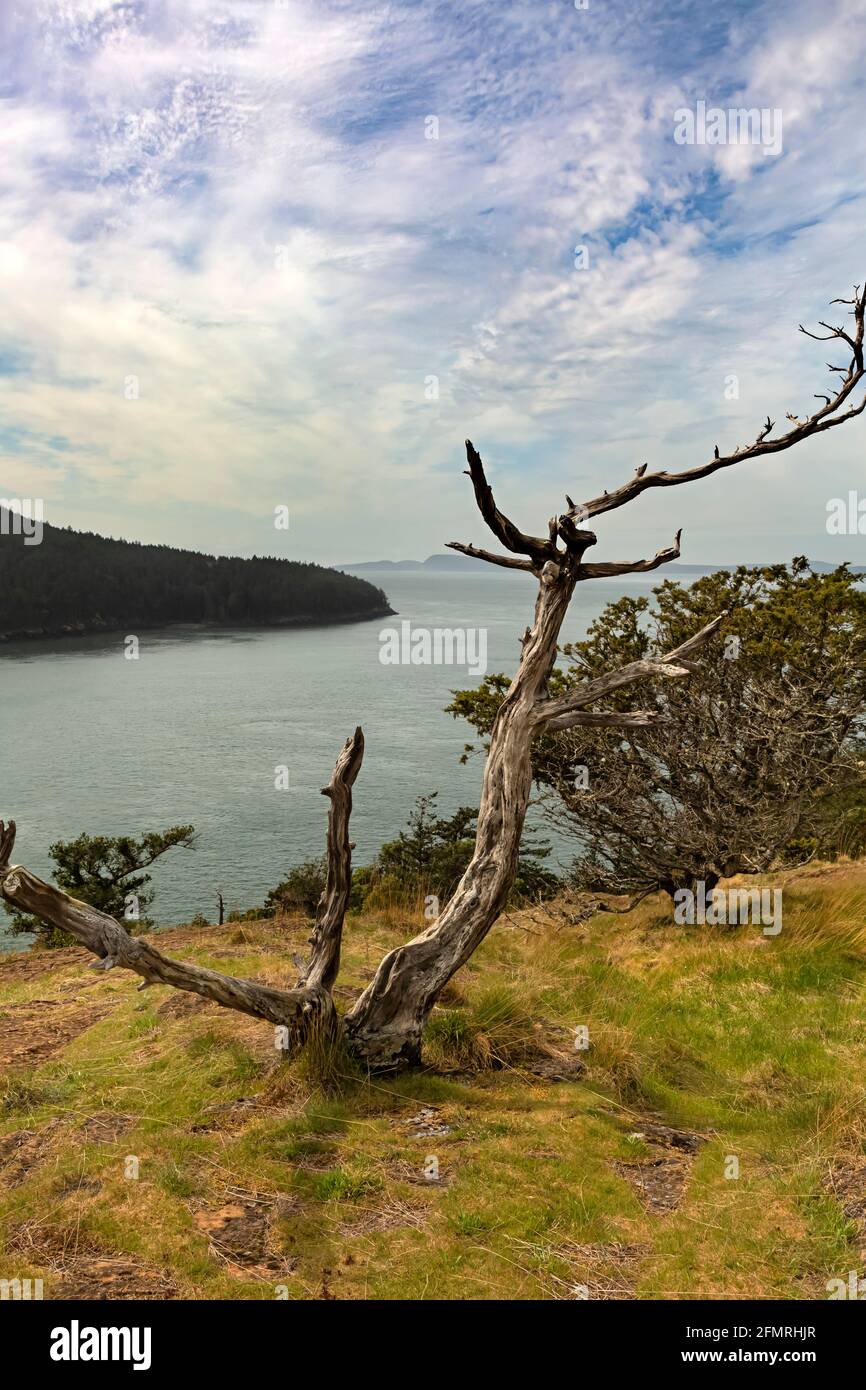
[{"left": 344, "top": 560, "right": 577, "bottom": 1067}]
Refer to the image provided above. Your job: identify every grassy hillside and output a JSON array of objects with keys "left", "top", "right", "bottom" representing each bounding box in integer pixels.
[{"left": 2, "top": 862, "right": 865, "bottom": 1301}]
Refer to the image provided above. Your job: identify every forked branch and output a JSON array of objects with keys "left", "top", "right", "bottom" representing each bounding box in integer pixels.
[{"left": 0, "top": 833, "right": 329, "bottom": 1030}]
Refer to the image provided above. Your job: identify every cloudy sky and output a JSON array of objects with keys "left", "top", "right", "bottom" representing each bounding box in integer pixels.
[{"left": 1, "top": 0, "right": 864, "bottom": 566}]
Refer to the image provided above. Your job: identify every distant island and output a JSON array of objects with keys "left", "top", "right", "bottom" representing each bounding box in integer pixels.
[
  {"left": 0, "top": 519, "right": 393, "bottom": 642},
  {"left": 337, "top": 553, "right": 491, "bottom": 572},
  {"left": 337, "top": 553, "right": 866, "bottom": 575}
]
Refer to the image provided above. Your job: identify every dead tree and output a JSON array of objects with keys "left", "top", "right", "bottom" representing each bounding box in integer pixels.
[{"left": 2, "top": 283, "right": 864, "bottom": 1070}]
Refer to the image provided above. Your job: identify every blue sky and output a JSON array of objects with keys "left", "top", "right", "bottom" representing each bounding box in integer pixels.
[{"left": 0, "top": 0, "right": 864, "bottom": 565}]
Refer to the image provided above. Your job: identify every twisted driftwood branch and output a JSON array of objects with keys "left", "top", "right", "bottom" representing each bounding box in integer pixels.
[
  {"left": 0, "top": 729, "right": 365, "bottom": 1045},
  {"left": 564, "top": 283, "right": 866, "bottom": 523}
]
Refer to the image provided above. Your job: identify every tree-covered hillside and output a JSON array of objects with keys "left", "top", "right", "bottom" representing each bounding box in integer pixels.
[{"left": 0, "top": 519, "right": 393, "bottom": 639}]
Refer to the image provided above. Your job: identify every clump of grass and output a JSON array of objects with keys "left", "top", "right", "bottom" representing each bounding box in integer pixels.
[
  {"left": 779, "top": 885, "right": 866, "bottom": 959},
  {"left": 0, "top": 1074, "right": 67, "bottom": 1115},
  {"left": 155, "top": 1159, "right": 202, "bottom": 1198},
  {"left": 128, "top": 1009, "right": 161, "bottom": 1039},
  {"left": 423, "top": 985, "right": 541, "bottom": 1071},
  {"left": 185, "top": 1029, "right": 225, "bottom": 1059},
  {"left": 423, "top": 1007, "right": 480, "bottom": 1068},
  {"left": 183, "top": 1029, "right": 263, "bottom": 1084},
  {"left": 309, "top": 1166, "right": 380, "bottom": 1202},
  {"left": 294, "top": 1024, "right": 365, "bottom": 1096},
  {"left": 447, "top": 1209, "right": 498, "bottom": 1238},
  {"left": 580, "top": 1021, "right": 644, "bottom": 1100}
]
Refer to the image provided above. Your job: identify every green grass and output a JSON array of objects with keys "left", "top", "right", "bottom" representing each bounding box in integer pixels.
[{"left": 1, "top": 868, "right": 865, "bottom": 1299}]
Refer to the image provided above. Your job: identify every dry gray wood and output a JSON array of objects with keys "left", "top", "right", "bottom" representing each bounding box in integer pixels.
[
  {"left": 0, "top": 835, "right": 333, "bottom": 1033},
  {"left": 535, "top": 616, "right": 723, "bottom": 730},
  {"left": 577, "top": 529, "right": 681, "bottom": 579},
  {"left": 296, "top": 726, "right": 364, "bottom": 992}
]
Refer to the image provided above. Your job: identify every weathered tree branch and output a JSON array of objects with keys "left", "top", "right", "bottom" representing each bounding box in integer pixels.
[
  {"left": 445, "top": 541, "right": 536, "bottom": 572},
  {"left": 297, "top": 727, "right": 364, "bottom": 992},
  {"left": 578, "top": 530, "right": 682, "bottom": 580},
  {"left": 588, "top": 884, "right": 660, "bottom": 915},
  {"left": 463, "top": 440, "right": 560, "bottom": 565},
  {"left": 555, "top": 512, "right": 599, "bottom": 559},
  {"left": 535, "top": 615, "right": 725, "bottom": 727},
  {"left": 566, "top": 284, "right": 866, "bottom": 523},
  {"left": 542, "top": 708, "right": 664, "bottom": 732},
  {"left": 0, "top": 730, "right": 366, "bottom": 1044},
  {"left": 0, "top": 827, "right": 331, "bottom": 1032}
]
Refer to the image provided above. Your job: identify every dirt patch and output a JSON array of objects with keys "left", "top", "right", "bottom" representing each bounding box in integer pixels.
[
  {"left": 52, "top": 1258, "right": 179, "bottom": 1300},
  {"left": 0, "top": 997, "right": 115, "bottom": 1067},
  {"left": 613, "top": 1119, "right": 709, "bottom": 1214},
  {"left": 6, "top": 1215, "right": 177, "bottom": 1297},
  {"left": 400, "top": 1107, "right": 452, "bottom": 1139},
  {"left": 7, "top": 1219, "right": 107, "bottom": 1264},
  {"left": 0, "top": 1118, "right": 64, "bottom": 1187},
  {"left": 192, "top": 1193, "right": 294, "bottom": 1280},
  {"left": 636, "top": 1121, "right": 707, "bottom": 1154},
  {"left": 614, "top": 1155, "right": 690, "bottom": 1213},
  {"left": 0, "top": 945, "right": 91, "bottom": 982},
  {"left": 825, "top": 1158, "right": 866, "bottom": 1249},
  {"left": 522, "top": 1053, "right": 586, "bottom": 1083},
  {"left": 79, "top": 1112, "right": 136, "bottom": 1144}
]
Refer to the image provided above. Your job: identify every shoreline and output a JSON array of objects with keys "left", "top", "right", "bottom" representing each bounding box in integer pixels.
[{"left": 0, "top": 604, "right": 396, "bottom": 646}]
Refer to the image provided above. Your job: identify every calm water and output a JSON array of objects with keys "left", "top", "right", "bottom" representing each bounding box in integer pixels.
[{"left": 0, "top": 570, "right": 659, "bottom": 947}]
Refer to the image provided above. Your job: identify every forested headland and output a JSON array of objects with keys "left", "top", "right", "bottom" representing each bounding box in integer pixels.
[{"left": 0, "top": 517, "right": 393, "bottom": 641}]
